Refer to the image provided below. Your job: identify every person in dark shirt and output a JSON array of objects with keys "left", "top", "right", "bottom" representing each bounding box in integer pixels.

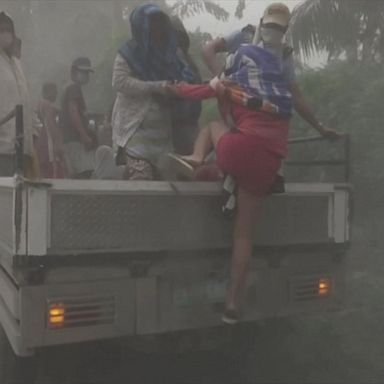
[{"left": 60, "top": 57, "right": 96, "bottom": 178}]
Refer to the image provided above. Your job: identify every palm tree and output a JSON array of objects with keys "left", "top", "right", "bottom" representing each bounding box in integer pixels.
[
  {"left": 170, "top": 0, "right": 229, "bottom": 21},
  {"left": 290, "top": 0, "right": 384, "bottom": 63}
]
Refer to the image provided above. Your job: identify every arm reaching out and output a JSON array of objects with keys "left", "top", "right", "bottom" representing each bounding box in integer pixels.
[
  {"left": 202, "top": 38, "right": 227, "bottom": 76},
  {"left": 167, "top": 83, "right": 216, "bottom": 100},
  {"left": 289, "top": 82, "right": 344, "bottom": 140}
]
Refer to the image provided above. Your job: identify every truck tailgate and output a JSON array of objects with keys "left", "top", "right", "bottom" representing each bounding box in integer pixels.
[{"left": 0, "top": 179, "right": 350, "bottom": 259}]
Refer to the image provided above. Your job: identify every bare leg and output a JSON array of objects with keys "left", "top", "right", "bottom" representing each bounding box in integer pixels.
[
  {"left": 181, "top": 121, "right": 228, "bottom": 166},
  {"left": 226, "top": 187, "right": 262, "bottom": 312}
]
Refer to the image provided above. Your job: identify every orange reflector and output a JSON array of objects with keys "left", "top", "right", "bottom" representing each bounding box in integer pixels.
[
  {"left": 49, "top": 308, "right": 64, "bottom": 316},
  {"left": 48, "top": 305, "right": 65, "bottom": 328},
  {"left": 318, "top": 279, "right": 331, "bottom": 296},
  {"left": 50, "top": 315, "right": 64, "bottom": 324}
]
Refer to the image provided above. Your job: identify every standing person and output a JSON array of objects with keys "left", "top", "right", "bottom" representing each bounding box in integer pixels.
[
  {"left": 60, "top": 57, "right": 96, "bottom": 179},
  {"left": 36, "top": 83, "right": 66, "bottom": 178},
  {"left": 0, "top": 11, "right": 35, "bottom": 177},
  {"left": 168, "top": 3, "right": 342, "bottom": 324},
  {"left": 112, "top": 4, "right": 199, "bottom": 180},
  {"left": 201, "top": 3, "right": 340, "bottom": 190}
]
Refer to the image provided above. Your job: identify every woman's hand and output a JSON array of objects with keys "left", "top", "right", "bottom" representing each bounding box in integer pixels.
[
  {"left": 318, "top": 125, "right": 345, "bottom": 141},
  {"left": 209, "top": 77, "right": 228, "bottom": 99},
  {"left": 165, "top": 83, "right": 180, "bottom": 96}
]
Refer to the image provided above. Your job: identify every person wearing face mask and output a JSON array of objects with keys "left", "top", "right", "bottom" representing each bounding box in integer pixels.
[
  {"left": 59, "top": 57, "right": 97, "bottom": 179},
  {"left": 201, "top": 3, "right": 341, "bottom": 190},
  {"left": 0, "top": 11, "right": 35, "bottom": 177},
  {"left": 166, "top": 2, "right": 343, "bottom": 324}
]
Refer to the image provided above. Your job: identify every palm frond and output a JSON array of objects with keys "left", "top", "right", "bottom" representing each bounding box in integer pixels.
[
  {"left": 291, "top": 0, "right": 384, "bottom": 62},
  {"left": 235, "top": 0, "right": 246, "bottom": 19},
  {"left": 290, "top": 0, "right": 358, "bottom": 59},
  {"left": 170, "top": 0, "right": 229, "bottom": 21}
]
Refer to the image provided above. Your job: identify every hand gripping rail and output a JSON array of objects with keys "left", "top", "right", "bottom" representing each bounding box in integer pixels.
[{"left": 287, "top": 135, "right": 351, "bottom": 183}]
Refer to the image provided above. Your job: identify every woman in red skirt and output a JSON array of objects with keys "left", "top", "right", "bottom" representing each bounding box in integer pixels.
[
  {"left": 168, "top": 6, "right": 342, "bottom": 323},
  {"left": 169, "top": 79, "right": 289, "bottom": 324}
]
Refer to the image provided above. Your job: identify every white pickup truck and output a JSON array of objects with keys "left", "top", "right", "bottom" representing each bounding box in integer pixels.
[{"left": 0, "top": 107, "right": 351, "bottom": 383}]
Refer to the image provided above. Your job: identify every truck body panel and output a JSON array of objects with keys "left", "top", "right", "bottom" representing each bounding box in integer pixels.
[
  {"left": 0, "top": 179, "right": 350, "bottom": 259},
  {"left": 0, "top": 179, "right": 350, "bottom": 356}
]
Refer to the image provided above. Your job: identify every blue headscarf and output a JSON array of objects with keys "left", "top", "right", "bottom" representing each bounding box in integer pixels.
[{"left": 119, "top": 4, "right": 196, "bottom": 83}]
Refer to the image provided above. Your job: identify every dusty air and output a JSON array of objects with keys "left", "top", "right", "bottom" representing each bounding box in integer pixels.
[{"left": 0, "top": 0, "right": 380, "bottom": 383}]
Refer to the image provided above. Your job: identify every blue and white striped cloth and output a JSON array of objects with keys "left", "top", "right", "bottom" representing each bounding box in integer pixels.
[{"left": 223, "top": 45, "right": 293, "bottom": 118}]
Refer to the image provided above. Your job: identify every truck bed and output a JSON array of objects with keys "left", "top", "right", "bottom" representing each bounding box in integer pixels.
[{"left": 0, "top": 178, "right": 350, "bottom": 263}]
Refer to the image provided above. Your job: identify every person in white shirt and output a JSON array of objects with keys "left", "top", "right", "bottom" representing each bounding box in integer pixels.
[{"left": 0, "top": 11, "right": 34, "bottom": 177}]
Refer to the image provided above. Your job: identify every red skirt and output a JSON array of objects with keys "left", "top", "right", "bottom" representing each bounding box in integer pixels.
[{"left": 216, "top": 131, "right": 281, "bottom": 196}]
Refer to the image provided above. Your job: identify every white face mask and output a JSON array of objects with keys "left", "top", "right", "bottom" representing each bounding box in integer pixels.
[
  {"left": 0, "top": 32, "right": 13, "bottom": 50},
  {"left": 260, "top": 27, "right": 285, "bottom": 46}
]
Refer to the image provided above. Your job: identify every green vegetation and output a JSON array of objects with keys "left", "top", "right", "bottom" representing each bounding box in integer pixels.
[
  {"left": 291, "top": 0, "right": 384, "bottom": 63},
  {"left": 291, "top": 62, "right": 384, "bottom": 208}
]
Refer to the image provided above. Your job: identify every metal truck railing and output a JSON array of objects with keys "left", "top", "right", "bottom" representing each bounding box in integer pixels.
[
  {"left": 287, "top": 135, "right": 351, "bottom": 183},
  {"left": 1, "top": 106, "right": 351, "bottom": 183}
]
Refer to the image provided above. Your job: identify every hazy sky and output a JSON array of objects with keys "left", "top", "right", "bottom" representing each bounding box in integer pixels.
[
  {"left": 176, "top": 0, "right": 323, "bottom": 66},
  {"left": 180, "top": 0, "right": 303, "bottom": 36}
]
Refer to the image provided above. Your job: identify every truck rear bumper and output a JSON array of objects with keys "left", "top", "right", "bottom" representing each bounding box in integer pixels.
[{"left": 0, "top": 249, "right": 346, "bottom": 356}]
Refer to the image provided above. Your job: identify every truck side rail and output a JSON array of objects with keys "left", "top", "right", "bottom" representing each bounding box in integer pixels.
[{"left": 287, "top": 135, "right": 351, "bottom": 182}]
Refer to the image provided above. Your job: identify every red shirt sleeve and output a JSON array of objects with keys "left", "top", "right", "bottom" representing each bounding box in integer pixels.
[{"left": 175, "top": 84, "right": 216, "bottom": 100}]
